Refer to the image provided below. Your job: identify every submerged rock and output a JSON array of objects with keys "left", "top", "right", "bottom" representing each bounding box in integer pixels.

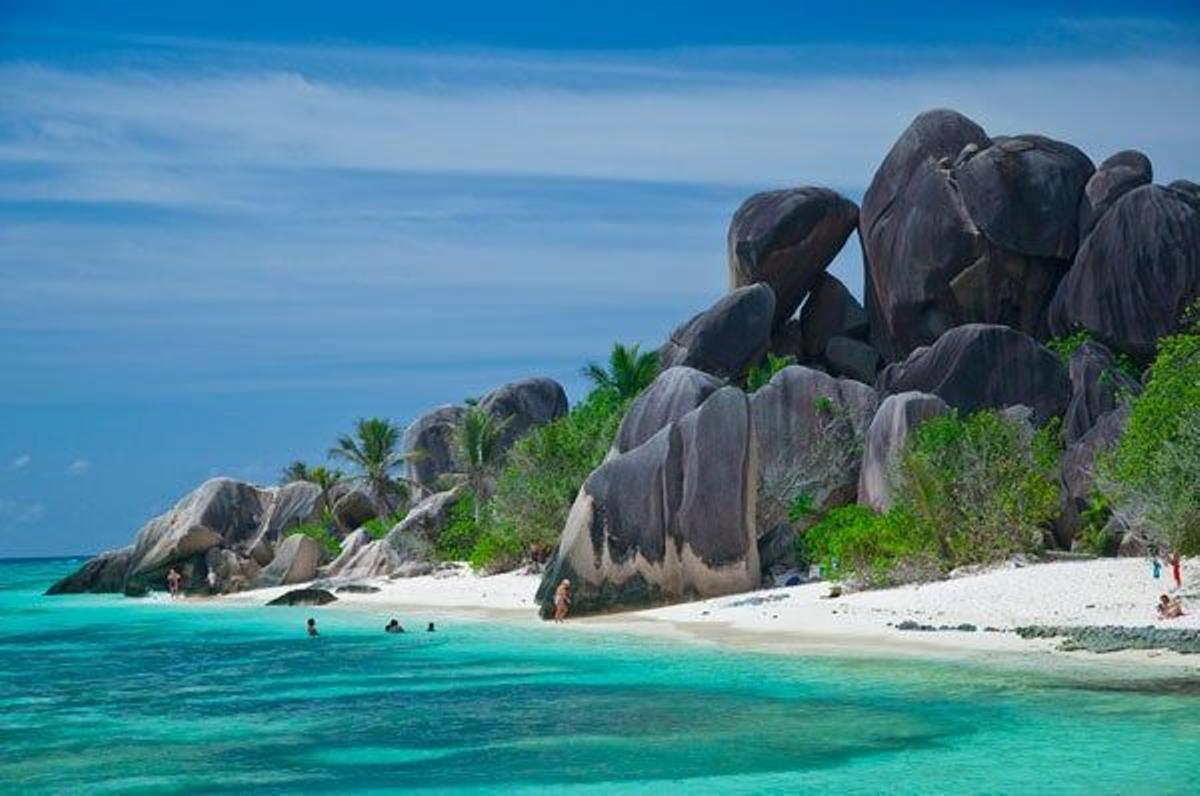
[{"left": 267, "top": 588, "right": 337, "bottom": 607}]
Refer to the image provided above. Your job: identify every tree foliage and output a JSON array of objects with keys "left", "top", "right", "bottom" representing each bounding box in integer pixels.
[
  {"left": 582, "top": 342, "right": 659, "bottom": 401},
  {"left": 329, "top": 417, "right": 413, "bottom": 517},
  {"left": 745, "top": 353, "right": 796, "bottom": 392},
  {"left": 450, "top": 406, "right": 512, "bottom": 520}
]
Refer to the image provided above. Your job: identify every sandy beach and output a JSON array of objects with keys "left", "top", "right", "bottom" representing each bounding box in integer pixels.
[{"left": 221, "top": 557, "right": 1200, "bottom": 675}]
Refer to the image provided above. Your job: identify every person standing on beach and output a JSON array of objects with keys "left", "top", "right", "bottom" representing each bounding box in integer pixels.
[
  {"left": 554, "top": 579, "right": 571, "bottom": 622},
  {"left": 1151, "top": 549, "right": 1162, "bottom": 581},
  {"left": 1171, "top": 551, "right": 1183, "bottom": 590},
  {"left": 166, "top": 567, "right": 182, "bottom": 598}
]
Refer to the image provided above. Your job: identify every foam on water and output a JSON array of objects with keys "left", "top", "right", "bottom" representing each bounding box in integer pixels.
[{"left": 2, "top": 558, "right": 1198, "bottom": 794}]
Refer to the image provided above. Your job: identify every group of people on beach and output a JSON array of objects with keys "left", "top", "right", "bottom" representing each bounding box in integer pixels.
[
  {"left": 1150, "top": 547, "right": 1187, "bottom": 620},
  {"left": 304, "top": 618, "right": 437, "bottom": 637}
]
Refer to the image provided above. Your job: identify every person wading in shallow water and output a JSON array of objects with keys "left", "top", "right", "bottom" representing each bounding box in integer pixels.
[
  {"left": 554, "top": 579, "right": 571, "bottom": 622},
  {"left": 166, "top": 567, "right": 182, "bottom": 598},
  {"left": 306, "top": 618, "right": 319, "bottom": 637}
]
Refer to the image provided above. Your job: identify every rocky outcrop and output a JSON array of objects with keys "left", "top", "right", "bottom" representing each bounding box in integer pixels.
[
  {"left": 386, "top": 488, "right": 462, "bottom": 543},
  {"left": 479, "top": 377, "right": 569, "bottom": 451},
  {"left": 1063, "top": 342, "right": 1139, "bottom": 444},
  {"left": 246, "top": 481, "right": 322, "bottom": 564},
  {"left": 1078, "top": 150, "right": 1152, "bottom": 241},
  {"left": 1049, "top": 183, "right": 1200, "bottom": 361},
  {"left": 749, "top": 366, "right": 878, "bottom": 536},
  {"left": 321, "top": 528, "right": 373, "bottom": 576},
  {"left": 204, "top": 547, "right": 260, "bottom": 594},
  {"left": 330, "top": 486, "right": 379, "bottom": 535},
  {"left": 45, "top": 547, "right": 134, "bottom": 595},
  {"left": 798, "top": 273, "right": 869, "bottom": 360},
  {"left": 876, "top": 324, "right": 1070, "bottom": 422},
  {"left": 267, "top": 588, "right": 337, "bottom": 606},
  {"left": 823, "top": 336, "right": 881, "bottom": 384},
  {"left": 659, "top": 284, "right": 775, "bottom": 380},
  {"left": 537, "top": 387, "right": 759, "bottom": 617},
  {"left": 613, "top": 366, "right": 722, "bottom": 454},
  {"left": 402, "top": 405, "right": 466, "bottom": 489},
  {"left": 858, "top": 392, "right": 950, "bottom": 512},
  {"left": 325, "top": 539, "right": 404, "bottom": 579},
  {"left": 254, "top": 534, "right": 322, "bottom": 588},
  {"left": 727, "top": 187, "right": 859, "bottom": 326},
  {"left": 1057, "top": 407, "right": 1127, "bottom": 547},
  {"left": 861, "top": 110, "right": 1094, "bottom": 360}
]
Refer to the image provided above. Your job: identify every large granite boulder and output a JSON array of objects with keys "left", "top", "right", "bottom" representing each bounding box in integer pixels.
[
  {"left": 536, "top": 387, "right": 759, "bottom": 617},
  {"left": 823, "top": 336, "right": 881, "bottom": 384},
  {"left": 613, "top": 366, "right": 722, "bottom": 455},
  {"left": 1048, "top": 183, "right": 1200, "bottom": 361},
  {"left": 1078, "top": 150, "right": 1152, "bottom": 241},
  {"left": 46, "top": 547, "right": 134, "bottom": 595},
  {"left": 321, "top": 528, "right": 373, "bottom": 577},
  {"left": 204, "top": 547, "right": 260, "bottom": 594},
  {"left": 876, "top": 324, "right": 1070, "bottom": 422},
  {"left": 402, "top": 405, "right": 466, "bottom": 489},
  {"left": 659, "top": 284, "right": 775, "bottom": 380},
  {"left": 479, "top": 377, "right": 569, "bottom": 451},
  {"left": 1063, "top": 342, "right": 1140, "bottom": 444},
  {"left": 1057, "top": 407, "right": 1128, "bottom": 547},
  {"left": 330, "top": 486, "right": 379, "bottom": 536},
  {"left": 861, "top": 110, "right": 1092, "bottom": 360},
  {"left": 245, "top": 481, "right": 322, "bottom": 564},
  {"left": 255, "top": 534, "right": 322, "bottom": 588},
  {"left": 956, "top": 135, "right": 1094, "bottom": 259},
  {"left": 749, "top": 366, "right": 878, "bottom": 536},
  {"left": 727, "top": 187, "right": 859, "bottom": 326},
  {"left": 798, "top": 273, "right": 869, "bottom": 360},
  {"left": 267, "top": 588, "right": 337, "bottom": 606},
  {"left": 386, "top": 488, "right": 463, "bottom": 543},
  {"left": 325, "top": 539, "right": 405, "bottom": 579},
  {"left": 858, "top": 392, "right": 950, "bottom": 512}
]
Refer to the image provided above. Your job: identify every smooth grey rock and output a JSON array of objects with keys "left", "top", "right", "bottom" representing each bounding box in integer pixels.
[
  {"left": 614, "top": 366, "right": 722, "bottom": 455},
  {"left": 858, "top": 392, "right": 950, "bottom": 512},
  {"left": 727, "top": 187, "right": 859, "bottom": 326},
  {"left": 402, "top": 405, "right": 466, "bottom": 489},
  {"left": 322, "top": 528, "right": 373, "bottom": 578},
  {"left": 1064, "top": 342, "right": 1140, "bottom": 444},
  {"left": 1049, "top": 184, "right": 1200, "bottom": 361},
  {"left": 386, "top": 488, "right": 463, "bottom": 544},
  {"left": 245, "top": 481, "right": 322, "bottom": 563},
  {"left": 823, "top": 336, "right": 881, "bottom": 384},
  {"left": 537, "top": 387, "right": 759, "bottom": 617},
  {"left": 325, "top": 539, "right": 403, "bottom": 579},
  {"left": 876, "top": 324, "right": 1070, "bottom": 423},
  {"left": 479, "top": 376, "right": 569, "bottom": 451},
  {"left": 46, "top": 547, "right": 134, "bottom": 595},
  {"left": 204, "top": 547, "right": 260, "bottom": 594},
  {"left": 331, "top": 486, "right": 378, "bottom": 534},
  {"left": 267, "top": 587, "right": 336, "bottom": 606},
  {"left": 1057, "top": 407, "right": 1128, "bottom": 547},
  {"left": 798, "top": 273, "right": 869, "bottom": 360},
  {"left": 255, "top": 534, "right": 322, "bottom": 588},
  {"left": 1078, "top": 150, "right": 1152, "bottom": 241},
  {"left": 659, "top": 284, "right": 775, "bottom": 380}
]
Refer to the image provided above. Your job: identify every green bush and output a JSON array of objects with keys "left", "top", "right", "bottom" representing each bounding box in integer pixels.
[
  {"left": 745, "top": 353, "right": 796, "bottom": 392},
  {"left": 469, "top": 524, "right": 525, "bottom": 573},
  {"left": 288, "top": 522, "right": 342, "bottom": 557},
  {"left": 361, "top": 512, "right": 405, "bottom": 541},
  {"left": 1046, "top": 329, "right": 1139, "bottom": 380},
  {"left": 486, "top": 389, "right": 628, "bottom": 555},
  {"left": 1098, "top": 332, "right": 1200, "bottom": 553},
  {"left": 433, "top": 494, "right": 481, "bottom": 561},
  {"left": 800, "top": 505, "right": 937, "bottom": 587}
]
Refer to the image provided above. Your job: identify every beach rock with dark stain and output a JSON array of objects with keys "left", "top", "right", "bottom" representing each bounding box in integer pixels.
[
  {"left": 1078, "top": 150, "right": 1152, "bottom": 241},
  {"left": 876, "top": 324, "right": 1070, "bottom": 422},
  {"left": 537, "top": 387, "right": 759, "bottom": 617},
  {"left": 331, "top": 486, "right": 379, "bottom": 536},
  {"left": 727, "top": 187, "right": 859, "bottom": 326},
  {"left": 613, "top": 366, "right": 722, "bottom": 454},
  {"left": 1049, "top": 184, "right": 1200, "bottom": 361},
  {"left": 798, "top": 273, "right": 869, "bottom": 360},
  {"left": 255, "top": 534, "right": 322, "bottom": 588},
  {"left": 267, "top": 587, "right": 337, "bottom": 607},
  {"left": 659, "top": 284, "right": 775, "bottom": 380},
  {"left": 858, "top": 391, "right": 950, "bottom": 512},
  {"left": 1063, "top": 342, "right": 1140, "bottom": 445}
]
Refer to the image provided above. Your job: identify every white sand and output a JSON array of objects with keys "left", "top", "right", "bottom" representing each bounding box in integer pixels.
[{"left": 218, "top": 558, "right": 1199, "bottom": 674}]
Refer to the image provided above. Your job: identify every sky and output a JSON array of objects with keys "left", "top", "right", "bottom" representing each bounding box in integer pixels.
[{"left": 2, "top": 2, "right": 1199, "bottom": 557}]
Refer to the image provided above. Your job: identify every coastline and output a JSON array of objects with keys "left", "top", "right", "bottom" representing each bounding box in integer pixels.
[{"left": 214, "top": 557, "right": 1200, "bottom": 679}]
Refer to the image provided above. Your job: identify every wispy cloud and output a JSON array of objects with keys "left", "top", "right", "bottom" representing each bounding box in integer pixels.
[
  {"left": 0, "top": 499, "right": 45, "bottom": 525},
  {"left": 7, "top": 455, "right": 32, "bottom": 471},
  {"left": 67, "top": 458, "right": 91, "bottom": 476}
]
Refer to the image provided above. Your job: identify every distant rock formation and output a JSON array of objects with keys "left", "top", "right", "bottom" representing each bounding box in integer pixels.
[{"left": 659, "top": 284, "right": 775, "bottom": 379}]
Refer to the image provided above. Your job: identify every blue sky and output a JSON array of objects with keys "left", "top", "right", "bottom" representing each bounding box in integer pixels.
[{"left": 2, "top": 2, "right": 1199, "bottom": 557}]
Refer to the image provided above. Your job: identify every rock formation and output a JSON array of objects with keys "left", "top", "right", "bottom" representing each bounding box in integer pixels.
[
  {"left": 659, "top": 284, "right": 775, "bottom": 379},
  {"left": 1063, "top": 342, "right": 1140, "bottom": 444},
  {"left": 613, "top": 366, "right": 722, "bottom": 455},
  {"left": 858, "top": 392, "right": 950, "bottom": 512},
  {"left": 1057, "top": 407, "right": 1128, "bottom": 547},
  {"left": 727, "top": 187, "right": 858, "bottom": 326},
  {"left": 254, "top": 534, "right": 322, "bottom": 588},
  {"left": 1078, "top": 150, "right": 1152, "bottom": 241}
]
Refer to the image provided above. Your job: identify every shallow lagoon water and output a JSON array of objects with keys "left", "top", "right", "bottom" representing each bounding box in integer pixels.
[{"left": 2, "top": 559, "right": 1198, "bottom": 794}]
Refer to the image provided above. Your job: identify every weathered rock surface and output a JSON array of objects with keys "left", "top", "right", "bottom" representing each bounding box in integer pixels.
[
  {"left": 1057, "top": 407, "right": 1127, "bottom": 547},
  {"left": 45, "top": 547, "right": 134, "bottom": 595},
  {"left": 1015, "top": 625, "right": 1200, "bottom": 655},
  {"left": 325, "top": 540, "right": 403, "bottom": 580},
  {"left": 402, "top": 405, "right": 466, "bottom": 489},
  {"left": 386, "top": 488, "right": 463, "bottom": 543},
  {"left": 659, "top": 284, "right": 775, "bottom": 380},
  {"left": 727, "top": 187, "right": 859, "bottom": 326},
  {"left": 537, "top": 387, "right": 759, "bottom": 617},
  {"left": 479, "top": 376, "right": 569, "bottom": 451},
  {"left": 750, "top": 366, "right": 878, "bottom": 536},
  {"left": 204, "top": 547, "right": 260, "bottom": 594},
  {"left": 613, "top": 366, "right": 722, "bottom": 455},
  {"left": 823, "top": 336, "right": 881, "bottom": 384},
  {"left": 330, "top": 486, "right": 378, "bottom": 535},
  {"left": 246, "top": 481, "right": 322, "bottom": 564},
  {"left": 254, "top": 534, "right": 322, "bottom": 588},
  {"left": 321, "top": 529, "right": 373, "bottom": 577},
  {"left": 798, "top": 273, "right": 869, "bottom": 360},
  {"left": 858, "top": 391, "right": 950, "bottom": 512},
  {"left": 1049, "top": 183, "right": 1200, "bottom": 361},
  {"left": 1063, "top": 342, "right": 1139, "bottom": 444},
  {"left": 267, "top": 588, "right": 337, "bottom": 607},
  {"left": 876, "top": 324, "right": 1070, "bottom": 422},
  {"left": 1078, "top": 150, "right": 1152, "bottom": 241}
]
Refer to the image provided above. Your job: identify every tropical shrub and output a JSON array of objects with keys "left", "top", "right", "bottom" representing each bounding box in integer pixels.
[
  {"left": 361, "top": 511, "right": 405, "bottom": 541},
  {"left": 1046, "top": 329, "right": 1139, "bottom": 380},
  {"left": 433, "top": 494, "right": 481, "bottom": 561},
  {"left": 468, "top": 524, "right": 525, "bottom": 573},
  {"left": 581, "top": 342, "right": 659, "bottom": 401},
  {"left": 288, "top": 523, "right": 342, "bottom": 557},
  {"left": 745, "top": 353, "right": 796, "bottom": 392},
  {"left": 801, "top": 505, "right": 937, "bottom": 587}
]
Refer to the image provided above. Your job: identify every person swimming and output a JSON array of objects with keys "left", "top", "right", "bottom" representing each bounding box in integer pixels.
[
  {"left": 306, "top": 618, "right": 319, "bottom": 637},
  {"left": 426, "top": 622, "right": 436, "bottom": 632},
  {"left": 385, "top": 619, "right": 405, "bottom": 634}
]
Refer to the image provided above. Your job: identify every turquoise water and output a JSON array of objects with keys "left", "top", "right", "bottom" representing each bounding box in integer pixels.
[{"left": 1, "top": 559, "right": 1197, "bottom": 794}]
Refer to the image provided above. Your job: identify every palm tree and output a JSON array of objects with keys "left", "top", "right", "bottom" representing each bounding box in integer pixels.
[
  {"left": 305, "top": 464, "right": 345, "bottom": 523},
  {"left": 582, "top": 342, "right": 660, "bottom": 400},
  {"left": 451, "top": 406, "right": 513, "bottom": 522},
  {"left": 279, "top": 460, "right": 311, "bottom": 485},
  {"left": 329, "top": 417, "right": 414, "bottom": 518}
]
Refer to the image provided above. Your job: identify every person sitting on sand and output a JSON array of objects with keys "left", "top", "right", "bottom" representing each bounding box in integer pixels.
[
  {"left": 166, "top": 567, "right": 182, "bottom": 598},
  {"left": 385, "top": 619, "right": 405, "bottom": 634},
  {"left": 1157, "top": 595, "right": 1185, "bottom": 620},
  {"left": 554, "top": 579, "right": 571, "bottom": 622},
  {"left": 307, "top": 618, "right": 320, "bottom": 637}
]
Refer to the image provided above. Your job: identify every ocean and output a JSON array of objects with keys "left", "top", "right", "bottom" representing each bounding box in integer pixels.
[{"left": 1, "top": 558, "right": 1197, "bottom": 794}]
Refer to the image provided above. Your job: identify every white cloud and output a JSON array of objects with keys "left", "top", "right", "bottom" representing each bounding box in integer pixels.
[
  {"left": 7, "top": 454, "right": 31, "bottom": 471},
  {"left": 66, "top": 459, "right": 91, "bottom": 476}
]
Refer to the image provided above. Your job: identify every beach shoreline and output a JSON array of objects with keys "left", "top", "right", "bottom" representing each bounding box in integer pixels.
[{"left": 212, "top": 557, "right": 1200, "bottom": 678}]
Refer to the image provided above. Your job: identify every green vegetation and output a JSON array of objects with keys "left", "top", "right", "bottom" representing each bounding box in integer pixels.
[
  {"left": 582, "top": 342, "right": 659, "bottom": 401},
  {"left": 1046, "top": 328, "right": 1139, "bottom": 381},
  {"left": 450, "top": 406, "right": 512, "bottom": 522},
  {"left": 799, "top": 409, "right": 1061, "bottom": 586},
  {"left": 745, "top": 353, "right": 796, "bottom": 392},
  {"left": 330, "top": 417, "right": 416, "bottom": 517},
  {"left": 361, "top": 511, "right": 405, "bottom": 541},
  {"left": 279, "top": 461, "right": 312, "bottom": 485},
  {"left": 432, "top": 495, "right": 481, "bottom": 561},
  {"left": 288, "top": 522, "right": 342, "bottom": 557},
  {"left": 1096, "top": 330, "right": 1200, "bottom": 554}
]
